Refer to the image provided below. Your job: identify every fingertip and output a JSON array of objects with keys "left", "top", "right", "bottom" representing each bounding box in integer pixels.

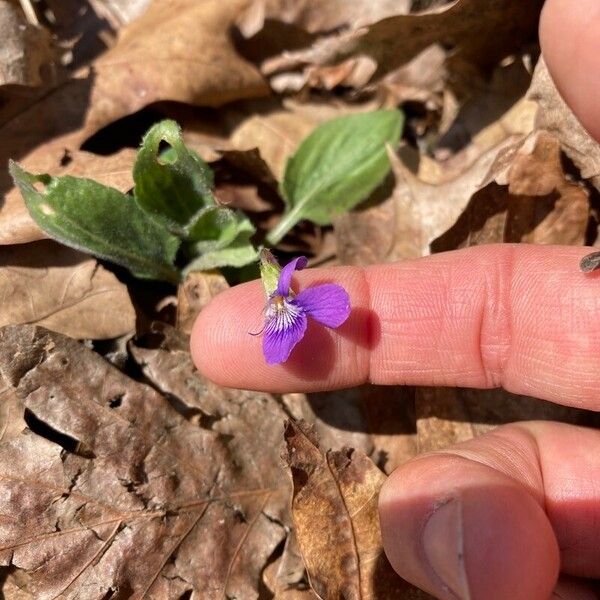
[
  {"left": 379, "top": 456, "right": 559, "bottom": 600},
  {"left": 189, "top": 266, "right": 372, "bottom": 392},
  {"left": 540, "top": 0, "right": 600, "bottom": 141}
]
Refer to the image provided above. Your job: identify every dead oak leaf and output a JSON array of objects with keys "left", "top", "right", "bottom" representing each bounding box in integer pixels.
[
  {"left": 0, "top": 325, "right": 289, "bottom": 599},
  {"left": 0, "top": 240, "right": 136, "bottom": 339},
  {"left": 431, "top": 131, "right": 590, "bottom": 251},
  {"left": 285, "top": 420, "right": 432, "bottom": 600}
]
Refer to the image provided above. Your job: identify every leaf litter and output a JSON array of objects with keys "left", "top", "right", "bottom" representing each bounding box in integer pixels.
[{"left": 1, "top": 0, "right": 600, "bottom": 597}]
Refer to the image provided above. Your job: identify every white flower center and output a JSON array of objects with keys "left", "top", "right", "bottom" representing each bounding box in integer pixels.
[{"left": 265, "top": 295, "right": 303, "bottom": 333}]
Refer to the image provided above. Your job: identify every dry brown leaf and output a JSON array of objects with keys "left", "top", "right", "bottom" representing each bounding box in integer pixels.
[
  {"left": 176, "top": 270, "right": 229, "bottom": 334},
  {"left": 284, "top": 420, "right": 431, "bottom": 599},
  {"left": 334, "top": 139, "right": 516, "bottom": 265},
  {"left": 0, "top": 375, "right": 26, "bottom": 443},
  {"left": 128, "top": 323, "right": 311, "bottom": 595},
  {"left": 2, "top": 148, "right": 136, "bottom": 245},
  {"left": 0, "top": 1, "right": 59, "bottom": 87},
  {"left": 374, "top": 44, "right": 448, "bottom": 108},
  {"left": 0, "top": 324, "right": 291, "bottom": 598},
  {"left": 0, "top": 240, "right": 135, "bottom": 339},
  {"left": 415, "top": 387, "right": 600, "bottom": 453},
  {"left": 432, "top": 131, "right": 590, "bottom": 251},
  {"left": 262, "top": 532, "right": 315, "bottom": 598},
  {"left": 283, "top": 386, "right": 418, "bottom": 476},
  {"left": 260, "top": 0, "right": 542, "bottom": 91},
  {"left": 529, "top": 58, "right": 600, "bottom": 191},
  {"left": 92, "top": 0, "right": 268, "bottom": 117}
]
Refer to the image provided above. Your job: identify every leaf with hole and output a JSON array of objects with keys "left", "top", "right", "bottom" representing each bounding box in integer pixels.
[
  {"left": 133, "top": 120, "right": 215, "bottom": 235},
  {"left": 9, "top": 161, "right": 181, "bottom": 283}
]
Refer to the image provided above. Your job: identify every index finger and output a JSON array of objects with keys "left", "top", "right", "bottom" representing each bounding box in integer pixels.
[{"left": 191, "top": 244, "right": 600, "bottom": 409}]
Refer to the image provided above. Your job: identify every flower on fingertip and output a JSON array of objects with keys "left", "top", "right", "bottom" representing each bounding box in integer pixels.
[{"left": 258, "top": 250, "right": 351, "bottom": 365}]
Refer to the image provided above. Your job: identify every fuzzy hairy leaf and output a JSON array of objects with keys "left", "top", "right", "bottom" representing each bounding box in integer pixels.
[
  {"left": 134, "top": 120, "right": 215, "bottom": 234},
  {"left": 267, "top": 110, "right": 403, "bottom": 244},
  {"left": 9, "top": 161, "right": 181, "bottom": 283},
  {"left": 183, "top": 207, "right": 257, "bottom": 272}
]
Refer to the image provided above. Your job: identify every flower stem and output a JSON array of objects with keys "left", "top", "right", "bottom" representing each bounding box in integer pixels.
[{"left": 265, "top": 204, "right": 305, "bottom": 245}]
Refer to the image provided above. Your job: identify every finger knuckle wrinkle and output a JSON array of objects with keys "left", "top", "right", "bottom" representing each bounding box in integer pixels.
[{"left": 478, "top": 245, "right": 515, "bottom": 388}]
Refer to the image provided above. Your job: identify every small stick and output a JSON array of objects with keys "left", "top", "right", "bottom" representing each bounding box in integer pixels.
[{"left": 19, "top": 0, "right": 39, "bottom": 26}]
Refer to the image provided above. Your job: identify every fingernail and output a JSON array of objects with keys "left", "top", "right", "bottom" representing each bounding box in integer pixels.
[{"left": 422, "top": 497, "right": 471, "bottom": 600}]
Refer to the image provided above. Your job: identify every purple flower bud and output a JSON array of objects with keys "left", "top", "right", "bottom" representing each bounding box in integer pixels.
[{"left": 260, "top": 255, "right": 351, "bottom": 364}]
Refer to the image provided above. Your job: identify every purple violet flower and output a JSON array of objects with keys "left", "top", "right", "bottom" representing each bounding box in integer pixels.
[{"left": 260, "top": 255, "right": 351, "bottom": 365}]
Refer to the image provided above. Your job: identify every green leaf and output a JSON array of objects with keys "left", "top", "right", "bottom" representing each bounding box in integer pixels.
[
  {"left": 9, "top": 161, "right": 181, "bottom": 283},
  {"left": 133, "top": 119, "right": 214, "bottom": 235},
  {"left": 267, "top": 110, "right": 403, "bottom": 244},
  {"left": 183, "top": 206, "right": 257, "bottom": 272}
]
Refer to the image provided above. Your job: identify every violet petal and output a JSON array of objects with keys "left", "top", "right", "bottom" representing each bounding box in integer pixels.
[
  {"left": 295, "top": 284, "right": 351, "bottom": 328},
  {"left": 263, "top": 301, "right": 307, "bottom": 364},
  {"left": 276, "top": 256, "right": 308, "bottom": 296}
]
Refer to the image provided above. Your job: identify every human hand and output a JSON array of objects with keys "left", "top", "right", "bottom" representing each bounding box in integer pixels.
[{"left": 191, "top": 1, "right": 600, "bottom": 597}]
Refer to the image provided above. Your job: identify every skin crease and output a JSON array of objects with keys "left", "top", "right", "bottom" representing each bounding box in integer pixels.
[{"left": 191, "top": 1, "right": 600, "bottom": 597}]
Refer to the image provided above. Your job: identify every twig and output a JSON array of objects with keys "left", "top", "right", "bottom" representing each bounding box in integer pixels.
[{"left": 19, "top": 0, "right": 39, "bottom": 26}]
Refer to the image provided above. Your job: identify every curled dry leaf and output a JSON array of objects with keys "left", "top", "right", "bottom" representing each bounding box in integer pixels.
[
  {"left": 0, "top": 325, "right": 291, "bottom": 599},
  {"left": 529, "top": 58, "right": 600, "bottom": 191},
  {"left": 432, "top": 131, "right": 590, "bottom": 251},
  {"left": 284, "top": 420, "right": 432, "bottom": 599},
  {"left": 1, "top": 148, "right": 137, "bottom": 245},
  {"left": 258, "top": 0, "right": 542, "bottom": 92},
  {"left": 0, "top": 0, "right": 60, "bottom": 87},
  {"left": 0, "top": 240, "right": 135, "bottom": 339}
]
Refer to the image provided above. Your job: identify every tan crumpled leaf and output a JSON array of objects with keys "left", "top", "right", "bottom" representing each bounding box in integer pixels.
[
  {"left": 260, "top": 0, "right": 542, "bottom": 91},
  {"left": 0, "top": 324, "right": 291, "bottom": 599},
  {"left": 1, "top": 148, "right": 136, "bottom": 245},
  {"left": 0, "top": 240, "right": 135, "bottom": 339},
  {"left": 529, "top": 58, "right": 600, "bottom": 191},
  {"left": 432, "top": 131, "right": 590, "bottom": 251},
  {"left": 284, "top": 420, "right": 431, "bottom": 599},
  {"left": 0, "top": 1, "right": 59, "bottom": 87}
]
